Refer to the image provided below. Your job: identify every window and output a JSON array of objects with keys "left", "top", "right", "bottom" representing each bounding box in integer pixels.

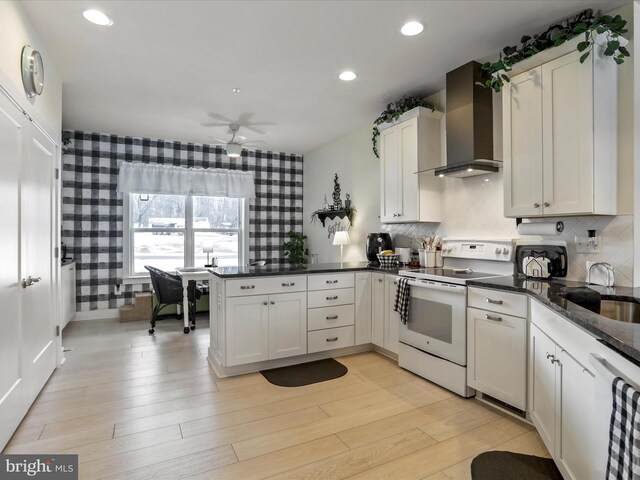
[{"left": 126, "top": 193, "right": 246, "bottom": 276}]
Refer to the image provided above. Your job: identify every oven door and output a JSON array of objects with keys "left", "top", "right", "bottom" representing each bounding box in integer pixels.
[{"left": 399, "top": 278, "right": 467, "bottom": 366}]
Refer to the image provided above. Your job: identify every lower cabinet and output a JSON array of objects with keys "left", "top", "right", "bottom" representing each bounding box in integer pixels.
[
  {"left": 467, "top": 307, "right": 527, "bottom": 410},
  {"left": 354, "top": 272, "right": 372, "bottom": 344},
  {"left": 530, "top": 321, "right": 596, "bottom": 480},
  {"left": 372, "top": 273, "right": 385, "bottom": 348},
  {"left": 61, "top": 262, "right": 76, "bottom": 329},
  {"left": 226, "top": 292, "right": 307, "bottom": 366},
  {"left": 384, "top": 275, "right": 400, "bottom": 354}
]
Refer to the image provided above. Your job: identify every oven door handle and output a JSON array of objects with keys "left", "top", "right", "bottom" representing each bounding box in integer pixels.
[{"left": 406, "top": 279, "right": 466, "bottom": 294}]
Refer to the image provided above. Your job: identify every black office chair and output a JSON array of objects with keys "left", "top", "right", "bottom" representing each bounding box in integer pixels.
[{"left": 144, "top": 265, "right": 203, "bottom": 335}]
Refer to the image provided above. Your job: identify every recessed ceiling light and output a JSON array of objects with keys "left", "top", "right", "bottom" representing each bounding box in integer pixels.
[
  {"left": 83, "top": 9, "right": 113, "bottom": 26},
  {"left": 232, "top": 88, "right": 241, "bottom": 94},
  {"left": 339, "top": 71, "right": 357, "bottom": 81},
  {"left": 401, "top": 21, "right": 424, "bottom": 36}
]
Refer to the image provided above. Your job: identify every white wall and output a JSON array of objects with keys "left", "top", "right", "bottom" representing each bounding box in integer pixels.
[
  {"left": 303, "top": 126, "right": 382, "bottom": 263},
  {"left": 0, "top": 1, "right": 62, "bottom": 141}
]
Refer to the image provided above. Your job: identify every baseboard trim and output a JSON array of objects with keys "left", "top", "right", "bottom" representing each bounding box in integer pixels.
[
  {"left": 207, "top": 344, "right": 373, "bottom": 378},
  {"left": 73, "top": 308, "right": 120, "bottom": 322}
]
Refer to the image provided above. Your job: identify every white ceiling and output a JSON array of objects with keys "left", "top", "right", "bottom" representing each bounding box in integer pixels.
[{"left": 22, "top": 0, "right": 623, "bottom": 155}]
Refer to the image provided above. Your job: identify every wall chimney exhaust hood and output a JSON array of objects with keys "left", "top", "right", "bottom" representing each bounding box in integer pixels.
[{"left": 434, "top": 61, "right": 501, "bottom": 178}]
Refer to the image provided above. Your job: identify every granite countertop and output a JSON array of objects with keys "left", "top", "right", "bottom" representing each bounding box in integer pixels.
[
  {"left": 468, "top": 275, "right": 640, "bottom": 365},
  {"left": 209, "top": 262, "right": 402, "bottom": 278}
]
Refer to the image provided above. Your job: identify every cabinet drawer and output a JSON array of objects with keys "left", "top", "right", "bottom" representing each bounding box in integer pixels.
[
  {"left": 308, "top": 288, "right": 354, "bottom": 308},
  {"left": 308, "top": 305, "right": 354, "bottom": 331},
  {"left": 226, "top": 275, "right": 307, "bottom": 297},
  {"left": 308, "top": 326, "right": 355, "bottom": 353},
  {"left": 308, "top": 273, "right": 354, "bottom": 291},
  {"left": 468, "top": 287, "right": 527, "bottom": 318}
]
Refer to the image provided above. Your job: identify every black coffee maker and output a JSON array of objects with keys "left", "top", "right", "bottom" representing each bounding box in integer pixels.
[{"left": 366, "top": 233, "right": 393, "bottom": 262}]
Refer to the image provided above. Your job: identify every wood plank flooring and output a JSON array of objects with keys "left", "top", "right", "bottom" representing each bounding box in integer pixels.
[{"left": 4, "top": 316, "right": 549, "bottom": 479}]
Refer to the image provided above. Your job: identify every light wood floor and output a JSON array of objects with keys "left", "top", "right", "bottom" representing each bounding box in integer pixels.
[{"left": 4, "top": 316, "right": 549, "bottom": 479}]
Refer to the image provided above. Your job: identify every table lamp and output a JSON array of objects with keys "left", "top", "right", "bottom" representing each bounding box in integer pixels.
[
  {"left": 333, "top": 231, "right": 350, "bottom": 264},
  {"left": 203, "top": 240, "right": 214, "bottom": 267}
]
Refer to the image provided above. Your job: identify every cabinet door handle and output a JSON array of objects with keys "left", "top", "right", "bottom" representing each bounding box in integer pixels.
[
  {"left": 240, "top": 285, "right": 256, "bottom": 290},
  {"left": 486, "top": 298, "right": 503, "bottom": 305},
  {"left": 546, "top": 353, "right": 555, "bottom": 361},
  {"left": 378, "top": 279, "right": 384, "bottom": 283},
  {"left": 544, "top": 202, "right": 550, "bottom": 207},
  {"left": 397, "top": 213, "right": 402, "bottom": 217},
  {"left": 326, "top": 337, "right": 339, "bottom": 342},
  {"left": 533, "top": 203, "right": 540, "bottom": 208},
  {"left": 392, "top": 214, "right": 398, "bottom": 217},
  {"left": 263, "top": 301, "right": 268, "bottom": 306},
  {"left": 326, "top": 280, "right": 338, "bottom": 284},
  {"left": 270, "top": 301, "right": 275, "bottom": 305},
  {"left": 31, "top": 276, "right": 42, "bottom": 283},
  {"left": 281, "top": 282, "right": 295, "bottom": 287},
  {"left": 326, "top": 315, "right": 338, "bottom": 320},
  {"left": 552, "top": 358, "right": 561, "bottom": 365},
  {"left": 485, "top": 314, "right": 502, "bottom": 322},
  {"left": 326, "top": 296, "right": 339, "bottom": 300}
]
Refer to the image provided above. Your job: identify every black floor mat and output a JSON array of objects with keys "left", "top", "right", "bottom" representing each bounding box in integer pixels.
[
  {"left": 471, "top": 451, "right": 562, "bottom": 480},
  {"left": 260, "top": 358, "right": 348, "bottom": 387}
]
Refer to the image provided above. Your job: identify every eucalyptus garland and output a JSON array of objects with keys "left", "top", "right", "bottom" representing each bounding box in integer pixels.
[
  {"left": 372, "top": 96, "right": 434, "bottom": 158},
  {"left": 477, "top": 9, "right": 629, "bottom": 93}
]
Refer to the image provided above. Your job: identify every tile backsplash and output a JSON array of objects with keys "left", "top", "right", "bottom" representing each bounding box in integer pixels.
[{"left": 384, "top": 172, "right": 633, "bottom": 286}]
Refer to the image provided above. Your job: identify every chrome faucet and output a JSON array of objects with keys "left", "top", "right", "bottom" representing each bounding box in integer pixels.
[{"left": 587, "top": 262, "right": 615, "bottom": 287}]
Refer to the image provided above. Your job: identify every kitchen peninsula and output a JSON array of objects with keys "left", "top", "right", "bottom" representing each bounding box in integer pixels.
[{"left": 207, "top": 263, "right": 401, "bottom": 377}]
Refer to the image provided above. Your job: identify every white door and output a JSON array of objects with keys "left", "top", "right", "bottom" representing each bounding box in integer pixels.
[
  {"left": 529, "top": 324, "right": 557, "bottom": 454},
  {"left": 556, "top": 349, "right": 596, "bottom": 480},
  {"left": 21, "top": 127, "right": 57, "bottom": 404},
  {"left": 467, "top": 307, "right": 527, "bottom": 410},
  {"left": 542, "top": 49, "right": 594, "bottom": 215},
  {"left": 0, "top": 94, "right": 26, "bottom": 449},
  {"left": 398, "top": 117, "right": 418, "bottom": 222},
  {"left": 268, "top": 292, "right": 307, "bottom": 360},
  {"left": 380, "top": 126, "right": 399, "bottom": 222},
  {"left": 384, "top": 275, "right": 400, "bottom": 354},
  {"left": 354, "top": 272, "right": 372, "bottom": 345},
  {"left": 226, "top": 295, "right": 269, "bottom": 366},
  {"left": 371, "top": 273, "right": 385, "bottom": 347},
  {"left": 503, "top": 67, "right": 544, "bottom": 217}
]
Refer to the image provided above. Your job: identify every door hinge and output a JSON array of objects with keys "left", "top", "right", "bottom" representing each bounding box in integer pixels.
[
  {"left": 56, "top": 325, "right": 60, "bottom": 337},
  {"left": 55, "top": 168, "right": 60, "bottom": 180},
  {"left": 54, "top": 247, "right": 59, "bottom": 258}
]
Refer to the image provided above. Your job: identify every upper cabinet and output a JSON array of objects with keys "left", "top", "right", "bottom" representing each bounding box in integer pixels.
[
  {"left": 503, "top": 38, "right": 618, "bottom": 218},
  {"left": 379, "top": 107, "right": 442, "bottom": 223}
]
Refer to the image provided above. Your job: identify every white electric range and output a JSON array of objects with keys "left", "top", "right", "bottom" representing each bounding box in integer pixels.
[{"left": 397, "top": 239, "right": 515, "bottom": 397}]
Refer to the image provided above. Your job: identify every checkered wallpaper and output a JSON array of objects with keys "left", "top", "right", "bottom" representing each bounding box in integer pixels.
[{"left": 61, "top": 130, "right": 304, "bottom": 312}]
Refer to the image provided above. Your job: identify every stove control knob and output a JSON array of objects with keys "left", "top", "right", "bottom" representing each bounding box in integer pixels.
[
  {"left": 495, "top": 247, "right": 501, "bottom": 254},
  {"left": 503, "top": 247, "right": 510, "bottom": 255}
]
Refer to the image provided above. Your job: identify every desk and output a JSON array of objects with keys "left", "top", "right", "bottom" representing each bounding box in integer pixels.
[{"left": 175, "top": 268, "right": 210, "bottom": 333}]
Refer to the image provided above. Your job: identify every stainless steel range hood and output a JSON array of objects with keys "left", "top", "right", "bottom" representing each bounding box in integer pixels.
[{"left": 434, "top": 61, "right": 500, "bottom": 178}]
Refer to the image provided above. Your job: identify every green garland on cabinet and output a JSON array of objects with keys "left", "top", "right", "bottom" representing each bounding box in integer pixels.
[
  {"left": 371, "top": 96, "right": 434, "bottom": 158},
  {"left": 477, "top": 9, "right": 629, "bottom": 93}
]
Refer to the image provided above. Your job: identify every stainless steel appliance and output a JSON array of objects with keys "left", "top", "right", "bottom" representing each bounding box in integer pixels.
[
  {"left": 366, "top": 232, "right": 393, "bottom": 262},
  {"left": 398, "top": 239, "right": 515, "bottom": 397}
]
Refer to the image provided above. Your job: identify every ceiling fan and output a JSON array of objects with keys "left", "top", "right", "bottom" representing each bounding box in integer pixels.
[{"left": 209, "top": 124, "right": 265, "bottom": 158}]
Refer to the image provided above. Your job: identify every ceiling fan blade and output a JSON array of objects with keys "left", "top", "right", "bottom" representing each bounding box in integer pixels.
[
  {"left": 236, "top": 112, "right": 255, "bottom": 124},
  {"left": 242, "top": 125, "right": 266, "bottom": 135},
  {"left": 213, "top": 138, "right": 229, "bottom": 144},
  {"left": 240, "top": 139, "right": 265, "bottom": 145},
  {"left": 201, "top": 122, "right": 229, "bottom": 128},
  {"left": 207, "top": 112, "right": 233, "bottom": 123}
]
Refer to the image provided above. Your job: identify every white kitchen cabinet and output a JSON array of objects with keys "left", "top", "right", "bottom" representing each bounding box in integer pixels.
[
  {"left": 354, "top": 272, "right": 372, "bottom": 345},
  {"left": 61, "top": 261, "right": 76, "bottom": 329},
  {"left": 384, "top": 275, "right": 400, "bottom": 354},
  {"left": 503, "top": 40, "right": 617, "bottom": 217},
  {"left": 226, "top": 295, "right": 270, "bottom": 366},
  {"left": 371, "top": 273, "right": 385, "bottom": 348},
  {"left": 379, "top": 107, "right": 442, "bottom": 223},
  {"left": 268, "top": 292, "right": 307, "bottom": 360},
  {"left": 529, "top": 323, "right": 558, "bottom": 453},
  {"left": 467, "top": 307, "right": 527, "bottom": 410}
]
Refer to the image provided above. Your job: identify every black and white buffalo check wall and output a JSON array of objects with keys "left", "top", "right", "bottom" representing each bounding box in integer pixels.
[{"left": 61, "top": 130, "right": 304, "bottom": 312}]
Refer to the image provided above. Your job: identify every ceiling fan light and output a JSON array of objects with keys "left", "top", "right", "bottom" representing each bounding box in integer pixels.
[{"left": 225, "top": 143, "right": 242, "bottom": 158}]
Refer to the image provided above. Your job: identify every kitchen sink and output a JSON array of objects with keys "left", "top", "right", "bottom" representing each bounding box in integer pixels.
[{"left": 599, "top": 299, "right": 640, "bottom": 324}]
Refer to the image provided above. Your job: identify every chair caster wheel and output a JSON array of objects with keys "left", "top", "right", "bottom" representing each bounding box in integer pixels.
[
  {"left": 183, "top": 327, "right": 190, "bottom": 334},
  {"left": 148, "top": 329, "right": 154, "bottom": 334},
  {"left": 190, "top": 325, "right": 196, "bottom": 330}
]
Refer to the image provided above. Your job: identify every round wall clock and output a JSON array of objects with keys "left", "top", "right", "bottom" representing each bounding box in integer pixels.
[{"left": 21, "top": 45, "right": 44, "bottom": 98}]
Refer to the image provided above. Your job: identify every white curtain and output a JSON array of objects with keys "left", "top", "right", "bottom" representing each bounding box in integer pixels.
[{"left": 116, "top": 163, "right": 255, "bottom": 198}]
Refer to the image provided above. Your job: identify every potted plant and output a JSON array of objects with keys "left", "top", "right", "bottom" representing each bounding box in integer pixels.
[{"left": 283, "top": 231, "right": 309, "bottom": 266}]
